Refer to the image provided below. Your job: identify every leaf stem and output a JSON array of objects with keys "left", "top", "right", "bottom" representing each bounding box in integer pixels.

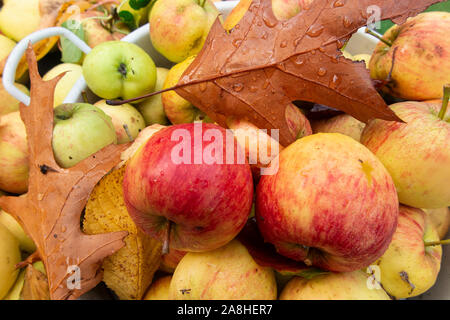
[
  {"left": 438, "top": 84, "right": 450, "bottom": 120},
  {"left": 365, "top": 28, "right": 392, "bottom": 47},
  {"left": 424, "top": 239, "right": 450, "bottom": 247}
]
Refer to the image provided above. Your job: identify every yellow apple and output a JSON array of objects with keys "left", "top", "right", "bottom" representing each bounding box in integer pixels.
[
  {"left": 94, "top": 100, "right": 145, "bottom": 144},
  {"left": 376, "top": 205, "right": 442, "bottom": 299},
  {"left": 169, "top": 240, "right": 277, "bottom": 300},
  {"left": 0, "top": 80, "right": 29, "bottom": 116},
  {"left": 137, "top": 67, "right": 170, "bottom": 126},
  {"left": 424, "top": 207, "right": 449, "bottom": 239},
  {"left": 162, "top": 56, "right": 206, "bottom": 124},
  {"left": 280, "top": 270, "right": 391, "bottom": 300},
  {"left": 0, "top": 34, "right": 16, "bottom": 71},
  {"left": 0, "top": 223, "right": 21, "bottom": 299},
  {"left": 0, "top": 209, "right": 36, "bottom": 252},
  {"left": 143, "top": 276, "right": 172, "bottom": 300},
  {"left": 3, "top": 269, "right": 25, "bottom": 300},
  {"left": 0, "top": 0, "right": 41, "bottom": 42},
  {"left": 42, "top": 63, "right": 83, "bottom": 108}
]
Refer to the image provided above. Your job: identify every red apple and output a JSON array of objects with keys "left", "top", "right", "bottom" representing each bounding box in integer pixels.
[
  {"left": 123, "top": 123, "right": 253, "bottom": 252},
  {"left": 256, "top": 133, "right": 399, "bottom": 272}
]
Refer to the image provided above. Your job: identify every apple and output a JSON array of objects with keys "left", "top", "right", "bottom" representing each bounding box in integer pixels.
[
  {"left": 424, "top": 208, "right": 449, "bottom": 239},
  {"left": 82, "top": 41, "right": 157, "bottom": 100},
  {"left": 256, "top": 133, "right": 399, "bottom": 272},
  {"left": 0, "top": 111, "right": 29, "bottom": 194},
  {"left": 376, "top": 205, "right": 442, "bottom": 299},
  {"left": 223, "top": 0, "right": 313, "bottom": 30},
  {"left": 0, "top": 209, "right": 35, "bottom": 252},
  {"left": 94, "top": 100, "right": 145, "bottom": 144},
  {"left": 123, "top": 123, "right": 254, "bottom": 252},
  {"left": 3, "top": 269, "right": 25, "bottom": 300},
  {"left": 149, "top": 0, "right": 220, "bottom": 63},
  {"left": 169, "top": 240, "right": 277, "bottom": 300},
  {"left": 0, "top": 223, "right": 21, "bottom": 299},
  {"left": 280, "top": 270, "right": 390, "bottom": 300},
  {"left": 69, "top": 10, "right": 128, "bottom": 49},
  {"left": 162, "top": 56, "right": 207, "bottom": 124},
  {"left": 0, "top": 0, "right": 41, "bottom": 41},
  {"left": 52, "top": 103, "right": 117, "bottom": 168},
  {"left": 0, "top": 80, "right": 29, "bottom": 116},
  {"left": 42, "top": 63, "right": 83, "bottom": 108},
  {"left": 160, "top": 247, "right": 187, "bottom": 273},
  {"left": 0, "top": 34, "right": 16, "bottom": 75},
  {"left": 369, "top": 12, "right": 450, "bottom": 101},
  {"left": 361, "top": 100, "right": 450, "bottom": 209},
  {"left": 137, "top": 67, "right": 170, "bottom": 126},
  {"left": 143, "top": 276, "right": 172, "bottom": 300},
  {"left": 311, "top": 114, "right": 366, "bottom": 142}
]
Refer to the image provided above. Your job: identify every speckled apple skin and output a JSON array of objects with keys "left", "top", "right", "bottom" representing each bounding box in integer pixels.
[
  {"left": 169, "top": 240, "right": 277, "bottom": 300},
  {"left": 361, "top": 101, "right": 450, "bottom": 209},
  {"left": 376, "top": 205, "right": 442, "bottom": 299},
  {"left": 123, "top": 123, "right": 253, "bottom": 252},
  {"left": 369, "top": 12, "right": 450, "bottom": 101},
  {"left": 256, "top": 133, "right": 399, "bottom": 272}
]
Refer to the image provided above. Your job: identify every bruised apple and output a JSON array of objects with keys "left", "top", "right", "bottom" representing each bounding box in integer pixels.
[
  {"left": 169, "top": 240, "right": 277, "bottom": 300},
  {"left": 123, "top": 123, "right": 253, "bottom": 252},
  {"left": 256, "top": 133, "right": 399, "bottom": 272}
]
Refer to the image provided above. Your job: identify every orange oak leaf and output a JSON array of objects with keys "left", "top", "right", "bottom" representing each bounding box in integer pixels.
[
  {"left": 0, "top": 44, "right": 128, "bottom": 300},
  {"left": 175, "top": 0, "right": 445, "bottom": 146}
]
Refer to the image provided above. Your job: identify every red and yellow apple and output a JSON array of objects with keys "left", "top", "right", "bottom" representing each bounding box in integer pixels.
[
  {"left": 361, "top": 100, "right": 450, "bottom": 209},
  {"left": 280, "top": 270, "right": 391, "bottom": 300},
  {"left": 0, "top": 223, "right": 21, "bottom": 299},
  {"left": 369, "top": 12, "right": 450, "bottom": 101},
  {"left": 376, "top": 205, "right": 442, "bottom": 299},
  {"left": 0, "top": 112, "right": 29, "bottom": 194},
  {"left": 123, "top": 123, "right": 253, "bottom": 252},
  {"left": 311, "top": 114, "right": 365, "bottom": 142},
  {"left": 424, "top": 207, "right": 449, "bottom": 239},
  {"left": 169, "top": 240, "right": 277, "bottom": 300},
  {"left": 149, "top": 0, "right": 220, "bottom": 63},
  {"left": 256, "top": 133, "right": 399, "bottom": 272}
]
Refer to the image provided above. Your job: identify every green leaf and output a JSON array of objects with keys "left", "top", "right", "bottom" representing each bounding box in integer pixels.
[
  {"left": 118, "top": 10, "right": 137, "bottom": 30},
  {"left": 60, "top": 20, "right": 85, "bottom": 64}
]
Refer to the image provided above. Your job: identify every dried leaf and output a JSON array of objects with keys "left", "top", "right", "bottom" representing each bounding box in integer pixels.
[
  {"left": 176, "top": 0, "right": 444, "bottom": 146},
  {"left": 20, "top": 265, "right": 50, "bottom": 300},
  {"left": 0, "top": 44, "right": 128, "bottom": 300},
  {"left": 83, "top": 165, "right": 162, "bottom": 300}
]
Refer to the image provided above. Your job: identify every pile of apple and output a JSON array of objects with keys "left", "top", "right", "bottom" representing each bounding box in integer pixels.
[{"left": 0, "top": 0, "right": 449, "bottom": 300}]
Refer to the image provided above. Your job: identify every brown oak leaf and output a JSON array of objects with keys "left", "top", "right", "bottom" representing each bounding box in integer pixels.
[
  {"left": 175, "top": 0, "right": 444, "bottom": 146},
  {"left": 0, "top": 44, "right": 128, "bottom": 300}
]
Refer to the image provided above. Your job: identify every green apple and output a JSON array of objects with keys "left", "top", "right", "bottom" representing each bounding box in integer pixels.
[
  {"left": 376, "top": 205, "right": 442, "bottom": 299},
  {"left": 0, "top": 80, "right": 29, "bottom": 116},
  {"left": 149, "top": 0, "right": 220, "bottom": 63},
  {"left": 0, "top": 223, "right": 21, "bottom": 299},
  {"left": 280, "top": 271, "right": 391, "bottom": 300},
  {"left": 0, "top": 0, "right": 41, "bottom": 41},
  {"left": 0, "top": 210, "right": 35, "bottom": 252},
  {"left": 94, "top": 99, "right": 145, "bottom": 144},
  {"left": 52, "top": 103, "right": 117, "bottom": 168},
  {"left": 82, "top": 41, "right": 156, "bottom": 101},
  {"left": 162, "top": 56, "right": 206, "bottom": 124},
  {"left": 0, "top": 111, "right": 29, "bottom": 194},
  {"left": 42, "top": 63, "right": 83, "bottom": 108},
  {"left": 137, "top": 67, "right": 170, "bottom": 126}
]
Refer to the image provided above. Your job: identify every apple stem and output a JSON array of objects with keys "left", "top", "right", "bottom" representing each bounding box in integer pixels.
[
  {"left": 438, "top": 84, "right": 450, "bottom": 120},
  {"left": 162, "top": 221, "right": 171, "bottom": 255},
  {"left": 365, "top": 27, "right": 392, "bottom": 47},
  {"left": 123, "top": 124, "right": 134, "bottom": 142},
  {"left": 81, "top": 91, "right": 89, "bottom": 104},
  {"left": 424, "top": 239, "right": 450, "bottom": 247}
]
